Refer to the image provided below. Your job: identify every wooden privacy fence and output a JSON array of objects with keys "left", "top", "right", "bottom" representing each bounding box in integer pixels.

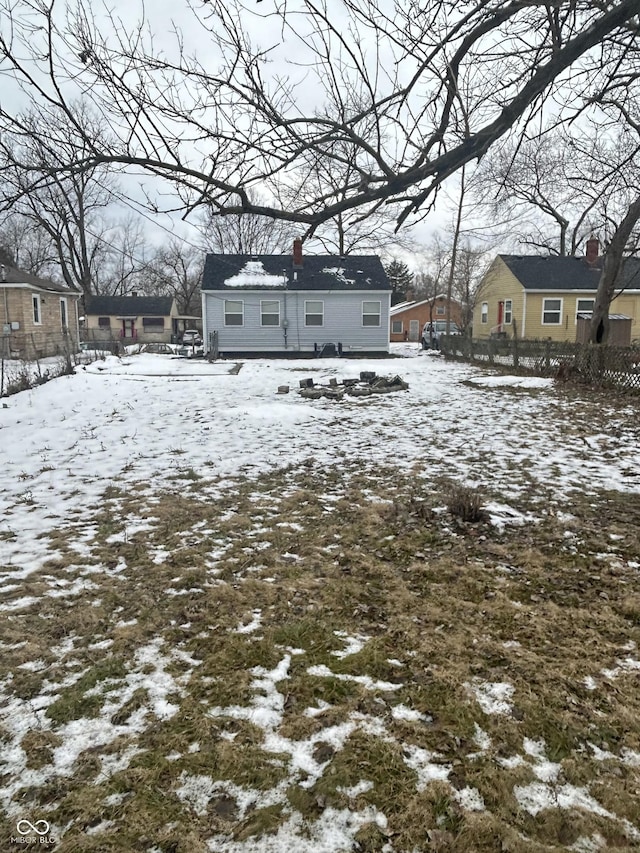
[{"left": 440, "top": 335, "right": 640, "bottom": 392}]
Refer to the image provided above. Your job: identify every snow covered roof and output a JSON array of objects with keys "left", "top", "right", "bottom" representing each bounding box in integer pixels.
[
  {"left": 202, "top": 253, "right": 391, "bottom": 292},
  {"left": 223, "top": 260, "right": 287, "bottom": 289}
]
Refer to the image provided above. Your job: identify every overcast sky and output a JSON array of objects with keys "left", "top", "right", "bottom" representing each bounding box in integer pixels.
[{"left": 0, "top": 0, "right": 474, "bottom": 265}]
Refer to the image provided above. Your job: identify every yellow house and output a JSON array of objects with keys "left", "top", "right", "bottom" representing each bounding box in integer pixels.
[{"left": 473, "top": 240, "right": 640, "bottom": 342}]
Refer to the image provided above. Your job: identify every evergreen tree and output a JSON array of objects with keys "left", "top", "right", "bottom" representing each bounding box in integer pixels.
[{"left": 384, "top": 259, "right": 414, "bottom": 305}]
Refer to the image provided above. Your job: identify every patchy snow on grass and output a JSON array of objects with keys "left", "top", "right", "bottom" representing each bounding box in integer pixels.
[
  {"left": 466, "top": 374, "right": 554, "bottom": 389},
  {"left": 306, "top": 664, "right": 403, "bottom": 692},
  {"left": 390, "top": 704, "right": 432, "bottom": 724},
  {"left": 486, "top": 501, "right": 537, "bottom": 531},
  {"left": 331, "top": 630, "right": 370, "bottom": 658},
  {"left": 2, "top": 347, "right": 640, "bottom": 848},
  {"left": 454, "top": 786, "right": 486, "bottom": 811},
  {"left": 208, "top": 655, "right": 291, "bottom": 730},
  {"left": 402, "top": 744, "right": 451, "bottom": 789},
  {"left": 473, "top": 723, "right": 491, "bottom": 751},
  {"left": 514, "top": 780, "right": 640, "bottom": 843},
  {"left": 234, "top": 609, "right": 263, "bottom": 634},
  {"left": 465, "top": 679, "right": 515, "bottom": 715},
  {"left": 205, "top": 805, "right": 389, "bottom": 853}
]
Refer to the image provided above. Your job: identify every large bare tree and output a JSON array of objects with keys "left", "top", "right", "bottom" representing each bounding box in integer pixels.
[
  {"left": 198, "top": 193, "right": 297, "bottom": 255},
  {"left": 0, "top": 104, "right": 119, "bottom": 295},
  {"left": 0, "top": 214, "right": 57, "bottom": 277},
  {"left": 475, "top": 127, "right": 640, "bottom": 257},
  {"left": 1, "top": 1, "right": 639, "bottom": 231},
  {"left": 146, "top": 239, "right": 204, "bottom": 316}
]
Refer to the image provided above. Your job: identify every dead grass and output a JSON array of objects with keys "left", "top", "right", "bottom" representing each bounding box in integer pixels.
[{"left": 1, "top": 459, "right": 640, "bottom": 851}]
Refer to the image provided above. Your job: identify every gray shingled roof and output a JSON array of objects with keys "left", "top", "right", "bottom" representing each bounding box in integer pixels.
[
  {"left": 500, "top": 254, "right": 640, "bottom": 291},
  {"left": 84, "top": 296, "right": 174, "bottom": 316},
  {"left": 201, "top": 254, "right": 391, "bottom": 292},
  {"left": 0, "top": 264, "right": 79, "bottom": 294}
]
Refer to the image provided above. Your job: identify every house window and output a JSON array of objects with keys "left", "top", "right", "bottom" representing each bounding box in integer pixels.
[
  {"left": 224, "top": 300, "right": 244, "bottom": 326},
  {"left": 142, "top": 317, "right": 164, "bottom": 329},
  {"left": 305, "top": 300, "right": 323, "bottom": 326},
  {"left": 362, "top": 301, "right": 381, "bottom": 327},
  {"left": 32, "top": 294, "right": 41, "bottom": 325},
  {"left": 576, "top": 298, "right": 595, "bottom": 321},
  {"left": 481, "top": 302, "right": 488, "bottom": 324},
  {"left": 98, "top": 316, "right": 111, "bottom": 328},
  {"left": 60, "top": 297, "right": 68, "bottom": 329},
  {"left": 504, "top": 299, "right": 513, "bottom": 325},
  {"left": 391, "top": 320, "right": 403, "bottom": 334},
  {"left": 542, "top": 298, "right": 562, "bottom": 324},
  {"left": 261, "top": 300, "right": 280, "bottom": 326},
  {"left": 435, "top": 305, "right": 445, "bottom": 316}
]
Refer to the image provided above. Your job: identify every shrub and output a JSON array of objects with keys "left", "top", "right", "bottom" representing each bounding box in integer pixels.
[{"left": 446, "top": 483, "right": 488, "bottom": 523}]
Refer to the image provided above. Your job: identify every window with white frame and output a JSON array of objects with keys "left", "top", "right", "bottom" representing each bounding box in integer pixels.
[
  {"left": 542, "top": 298, "right": 562, "bottom": 324},
  {"left": 435, "top": 305, "right": 445, "bottom": 316},
  {"left": 305, "top": 300, "right": 324, "bottom": 326},
  {"left": 261, "top": 300, "right": 280, "bottom": 326},
  {"left": 576, "top": 298, "right": 595, "bottom": 321},
  {"left": 481, "top": 302, "right": 488, "bottom": 324},
  {"left": 224, "top": 299, "right": 244, "bottom": 326},
  {"left": 504, "top": 299, "right": 513, "bottom": 325},
  {"left": 32, "top": 294, "right": 41, "bottom": 324},
  {"left": 391, "top": 320, "right": 403, "bottom": 334},
  {"left": 362, "top": 300, "right": 381, "bottom": 326}
]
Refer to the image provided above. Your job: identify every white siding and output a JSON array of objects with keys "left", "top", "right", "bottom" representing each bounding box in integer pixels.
[{"left": 203, "top": 289, "right": 391, "bottom": 353}]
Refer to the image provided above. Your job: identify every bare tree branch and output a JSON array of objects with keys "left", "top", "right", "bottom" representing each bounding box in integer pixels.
[{"left": 0, "top": 0, "right": 638, "bottom": 235}]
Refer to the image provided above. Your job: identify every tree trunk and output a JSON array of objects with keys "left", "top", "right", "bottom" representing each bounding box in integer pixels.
[{"left": 589, "top": 193, "right": 640, "bottom": 344}]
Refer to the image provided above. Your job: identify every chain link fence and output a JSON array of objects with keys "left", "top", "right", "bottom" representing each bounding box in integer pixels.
[
  {"left": 440, "top": 335, "right": 640, "bottom": 392},
  {"left": 0, "top": 331, "right": 106, "bottom": 397}
]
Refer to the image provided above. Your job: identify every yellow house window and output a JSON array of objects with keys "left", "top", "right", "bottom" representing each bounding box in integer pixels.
[
  {"left": 542, "top": 298, "right": 562, "bottom": 324},
  {"left": 504, "top": 299, "right": 512, "bottom": 325},
  {"left": 481, "top": 302, "right": 488, "bottom": 324},
  {"left": 576, "top": 298, "right": 595, "bottom": 322}
]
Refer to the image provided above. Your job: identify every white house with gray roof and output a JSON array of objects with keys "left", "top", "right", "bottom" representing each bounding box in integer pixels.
[{"left": 201, "top": 239, "right": 392, "bottom": 356}]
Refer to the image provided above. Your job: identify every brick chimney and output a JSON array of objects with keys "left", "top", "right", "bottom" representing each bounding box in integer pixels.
[
  {"left": 293, "top": 237, "right": 303, "bottom": 268},
  {"left": 586, "top": 235, "right": 599, "bottom": 265}
]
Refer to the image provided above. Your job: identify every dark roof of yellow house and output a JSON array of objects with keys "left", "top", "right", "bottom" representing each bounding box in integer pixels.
[{"left": 500, "top": 254, "right": 640, "bottom": 292}]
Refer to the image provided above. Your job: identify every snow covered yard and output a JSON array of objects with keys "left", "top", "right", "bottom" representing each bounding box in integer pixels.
[{"left": 1, "top": 345, "right": 640, "bottom": 852}]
